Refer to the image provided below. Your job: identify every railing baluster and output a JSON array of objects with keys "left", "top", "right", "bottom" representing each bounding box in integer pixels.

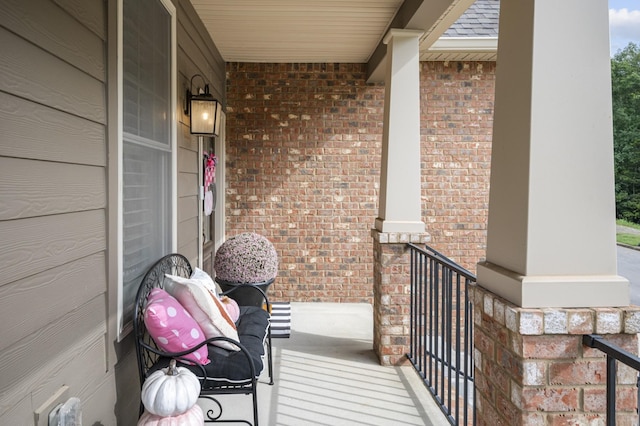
[
  {"left": 434, "top": 258, "right": 440, "bottom": 396},
  {"left": 419, "top": 251, "right": 424, "bottom": 375},
  {"left": 406, "top": 243, "right": 476, "bottom": 426},
  {"left": 466, "top": 277, "right": 475, "bottom": 426},
  {"left": 409, "top": 248, "right": 640, "bottom": 426},
  {"left": 446, "top": 267, "right": 452, "bottom": 416},
  {"left": 455, "top": 273, "right": 461, "bottom": 425},
  {"left": 636, "top": 375, "right": 640, "bottom": 426},
  {"left": 607, "top": 354, "right": 617, "bottom": 426},
  {"left": 411, "top": 250, "right": 417, "bottom": 370},
  {"left": 583, "top": 334, "right": 640, "bottom": 426},
  {"left": 427, "top": 255, "right": 433, "bottom": 387},
  {"left": 437, "top": 261, "right": 445, "bottom": 406}
]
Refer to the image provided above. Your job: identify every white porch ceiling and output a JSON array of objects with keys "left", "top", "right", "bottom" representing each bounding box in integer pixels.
[
  {"left": 190, "top": 0, "right": 404, "bottom": 63},
  {"left": 189, "top": 0, "right": 498, "bottom": 80}
]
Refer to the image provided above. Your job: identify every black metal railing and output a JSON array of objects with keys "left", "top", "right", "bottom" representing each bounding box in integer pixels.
[
  {"left": 407, "top": 244, "right": 476, "bottom": 426},
  {"left": 583, "top": 334, "right": 640, "bottom": 425}
]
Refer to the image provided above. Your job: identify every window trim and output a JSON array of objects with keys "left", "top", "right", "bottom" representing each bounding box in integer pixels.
[
  {"left": 116, "top": 0, "right": 177, "bottom": 340},
  {"left": 214, "top": 113, "right": 227, "bottom": 253}
]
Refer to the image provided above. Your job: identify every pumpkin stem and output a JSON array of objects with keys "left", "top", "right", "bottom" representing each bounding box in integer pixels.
[{"left": 167, "top": 359, "right": 179, "bottom": 376}]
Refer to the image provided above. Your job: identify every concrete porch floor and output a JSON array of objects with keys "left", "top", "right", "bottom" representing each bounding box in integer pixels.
[{"left": 206, "top": 303, "right": 450, "bottom": 425}]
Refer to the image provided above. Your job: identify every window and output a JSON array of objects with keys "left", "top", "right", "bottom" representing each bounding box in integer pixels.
[{"left": 119, "top": 0, "right": 176, "bottom": 336}]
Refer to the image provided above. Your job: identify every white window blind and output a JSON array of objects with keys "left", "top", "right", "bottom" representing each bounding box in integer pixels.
[{"left": 121, "top": 0, "right": 173, "bottom": 328}]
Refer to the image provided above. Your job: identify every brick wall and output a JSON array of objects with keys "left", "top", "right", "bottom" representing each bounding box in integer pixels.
[
  {"left": 225, "top": 61, "right": 495, "bottom": 302},
  {"left": 372, "top": 231, "right": 430, "bottom": 366},
  {"left": 421, "top": 61, "right": 494, "bottom": 271},
  {"left": 473, "top": 285, "right": 640, "bottom": 425}
]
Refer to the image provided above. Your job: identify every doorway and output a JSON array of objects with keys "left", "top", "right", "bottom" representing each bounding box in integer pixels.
[{"left": 201, "top": 136, "right": 216, "bottom": 276}]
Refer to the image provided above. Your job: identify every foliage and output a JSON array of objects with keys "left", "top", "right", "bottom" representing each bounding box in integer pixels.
[
  {"left": 612, "top": 43, "right": 640, "bottom": 222},
  {"left": 214, "top": 232, "right": 278, "bottom": 283},
  {"left": 617, "top": 219, "right": 640, "bottom": 230},
  {"left": 617, "top": 233, "right": 640, "bottom": 246},
  {"left": 615, "top": 220, "right": 640, "bottom": 246}
]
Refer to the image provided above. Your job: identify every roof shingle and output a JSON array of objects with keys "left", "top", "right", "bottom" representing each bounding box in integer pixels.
[{"left": 444, "top": 0, "right": 499, "bottom": 38}]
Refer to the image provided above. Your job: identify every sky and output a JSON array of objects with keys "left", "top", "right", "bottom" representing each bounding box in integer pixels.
[{"left": 609, "top": 0, "right": 640, "bottom": 55}]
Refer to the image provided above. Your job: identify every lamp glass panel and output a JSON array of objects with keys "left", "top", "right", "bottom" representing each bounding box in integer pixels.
[
  {"left": 213, "top": 101, "right": 223, "bottom": 136},
  {"left": 191, "top": 99, "right": 215, "bottom": 134}
]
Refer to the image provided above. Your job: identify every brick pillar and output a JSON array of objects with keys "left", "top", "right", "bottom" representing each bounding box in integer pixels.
[
  {"left": 472, "top": 284, "right": 640, "bottom": 425},
  {"left": 372, "top": 230, "right": 429, "bottom": 366}
]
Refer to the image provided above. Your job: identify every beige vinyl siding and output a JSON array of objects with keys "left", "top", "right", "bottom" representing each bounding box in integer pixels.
[
  {"left": 0, "top": 29, "right": 105, "bottom": 124},
  {"left": 175, "top": 0, "right": 226, "bottom": 266},
  {"left": 1, "top": 0, "right": 105, "bottom": 80},
  {"left": 176, "top": 118, "right": 199, "bottom": 260},
  {"left": 0, "top": 0, "right": 225, "bottom": 423},
  {"left": 0, "top": 158, "right": 106, "bottom": 219},
  {"left": 0, "top": 0, "right": 113, "bottom": 423},
  {"left": 0, "top": 92, "right": 106, "bottom": 166}
]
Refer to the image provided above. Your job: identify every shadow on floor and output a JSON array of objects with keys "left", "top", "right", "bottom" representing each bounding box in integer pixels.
[{"left": 200, "top": 303, "right": 449, "bottom": 426}]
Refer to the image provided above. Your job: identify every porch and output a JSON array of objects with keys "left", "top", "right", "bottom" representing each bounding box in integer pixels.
[{"left": 214, "top": 303, "right": 449, "bottom": 425}]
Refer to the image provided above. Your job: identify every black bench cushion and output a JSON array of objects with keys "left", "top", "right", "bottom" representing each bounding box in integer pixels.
[{"left": 151, "top": 306, "right": 269, "bottom": 384}]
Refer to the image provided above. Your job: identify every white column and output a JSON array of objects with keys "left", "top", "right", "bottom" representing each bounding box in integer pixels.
[
  {"left": 477, "top": 0, "right": 629, "bottom": 307},
  {"left": 375, "top": 29, "right": 426, "bottom": 234}
]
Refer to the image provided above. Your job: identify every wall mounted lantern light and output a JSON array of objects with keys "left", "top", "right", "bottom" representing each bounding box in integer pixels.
[{"left": 185, "top": 74, "right": 222, "bottom": 136}]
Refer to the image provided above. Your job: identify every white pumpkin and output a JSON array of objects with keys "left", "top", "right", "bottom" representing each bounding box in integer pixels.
[
  {"left": 137, "top": 404, "right": 204, "bottom": 426},
  {"left": 141, "top": 359, "right": 201, "bottom": 417}
]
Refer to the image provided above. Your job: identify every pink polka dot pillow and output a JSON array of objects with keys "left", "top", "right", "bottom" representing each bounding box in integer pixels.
[
  {"left": 144, "top": 288, "right": 210, "bottom": 365},
  {"left": 164, "top": 274, "right": 240, "bottom": 352}
]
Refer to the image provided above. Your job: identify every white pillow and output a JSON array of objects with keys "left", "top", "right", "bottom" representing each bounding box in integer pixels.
[
  {"left": 164, "top": 274, "right": 240, "bottom": 351},
  {"left": 191, "top": 267, "right": 223, "bottom": 295}
]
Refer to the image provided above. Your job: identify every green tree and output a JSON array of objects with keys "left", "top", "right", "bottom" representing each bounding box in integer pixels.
[{"left": 612, "top": 42, "right": 640, "bottom": 223}]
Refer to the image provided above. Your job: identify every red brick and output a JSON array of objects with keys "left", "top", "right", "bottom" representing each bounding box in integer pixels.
[
  {"left": 497, "top": 345, "right": 524, "bottom": 379},
  {"left": 520, "top": 387, "right": 579, "bottom": 412},
  {"left": 225, "top": 61, "right": 495, "bottom": 302},
  {"left": 582, "top": 387, "right": 635, "bottom": 413},
  {"left": 584, "top": 388, "right": 606, "bottom": 412},
  {"left": 617, "top": 387, "right": 639, "bottom": 411},
  {"left": 484, "top": 359, "right": 511, "bottom": 394},
  {"left": 475, "top": 327, "right": 495, "bottom": 358},
  {"left": 496, "top": 389, "right": 520, "bottom": 425},
  {"left": 474, "top": 372, "right": 494, "bottom": 403},
  {"left": 522, "top": 335, "right": 581, "bottom": 359},
  {"left": 521, "top": 412, "right": 546, "bottom": 426},
  {"left": 549, "top": 360, "right": 606, "bottom": 385},
  {"left": 548, "top": 413, "right": 605, "bottom": 426},
  {"left": 567, "top": 309, "right": 594, "bottom": 334},
  {"left": 616, "top": 412, "right": 640, "bottom": 426},
  {"left": 476, "top": 394, "right": 510, "bottom": 426}
]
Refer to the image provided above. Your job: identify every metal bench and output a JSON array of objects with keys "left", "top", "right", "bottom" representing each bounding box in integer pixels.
[{"left": 133, "top": 253, "right": 273, "bottom": 425}]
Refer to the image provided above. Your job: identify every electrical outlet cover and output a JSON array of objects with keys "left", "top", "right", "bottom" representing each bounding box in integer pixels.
[
  {"left": 34, "top": 386, "right": 69, "bottom": 426},
  {"left": 58, "top": 397, "right": 82, "bottom": 426}
]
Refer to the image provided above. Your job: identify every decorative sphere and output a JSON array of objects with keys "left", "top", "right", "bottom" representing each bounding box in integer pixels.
[{"left": 214, "top": 232, "right": 278, "bottom": 284}]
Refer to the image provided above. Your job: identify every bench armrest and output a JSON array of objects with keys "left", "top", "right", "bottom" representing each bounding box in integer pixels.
[{"left": 221, "top": 283, "right": 272, "bottom": 312}]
